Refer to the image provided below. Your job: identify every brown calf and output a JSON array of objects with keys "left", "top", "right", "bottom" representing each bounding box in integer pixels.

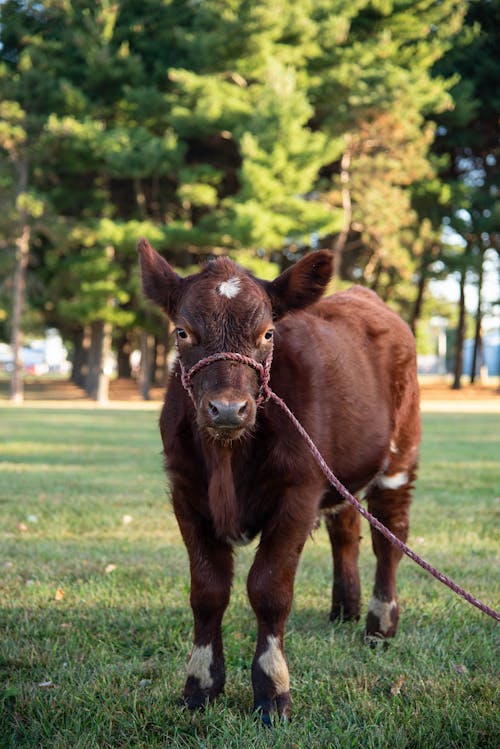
[{"left": 138, "top": 239, "right": 421, "bottom": 724}]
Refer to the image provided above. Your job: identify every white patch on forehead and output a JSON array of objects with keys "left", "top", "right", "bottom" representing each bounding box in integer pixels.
[
  {"left": 258, "top": 635, "right": 290, "bottom": 695},
  {"left": 217, "top": 276, "right": 241, "bottom": 299},
  {"left": 186, "top": 644, "right": 214, "bottom": 690}
]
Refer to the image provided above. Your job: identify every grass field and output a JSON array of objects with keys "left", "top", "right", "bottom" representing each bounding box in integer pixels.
[{"left": 0, "top": 407, "right": 498, "bottom": 748}]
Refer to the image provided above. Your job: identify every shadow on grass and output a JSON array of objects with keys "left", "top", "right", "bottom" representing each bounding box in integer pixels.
[{"left": 1, "top": 594, "right": 498, "bottom": 749}]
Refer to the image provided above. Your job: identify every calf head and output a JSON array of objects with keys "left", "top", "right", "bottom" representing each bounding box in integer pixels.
[
  {"left": 139, "top": 238, "right": 333, "bottom": 443},
  {"left": 139, "top": 239, "right": 333, "bottom": 540},
  {"left": 138, "top": 238, "right": 333, "bottom": 441}
]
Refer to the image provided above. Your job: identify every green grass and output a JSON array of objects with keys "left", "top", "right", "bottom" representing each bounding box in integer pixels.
[{"left": 1, "top": 408, "right": 499, "bottom": 748}]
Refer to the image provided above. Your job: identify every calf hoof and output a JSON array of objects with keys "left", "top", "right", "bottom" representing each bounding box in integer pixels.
[
  {"left": 364, "top": 596, "right": 399, "bottom": 639},
  {"left": 183, "top": 684, "right": 210, "bottom": 711},
  {"left": 184, "top": 692, "right": 208, "bottom": 710},
  {"left": 364, "top": 634, "right": 390, "bottom": 650},
  {"left": 330, "top": 599, "right": 361, "bottom": 623},
  {"left": 254, "top": 692, "right": 291, "bottom": 727},
  {"left": 183, "top": 675, "right": 223, "bottom": 710}
]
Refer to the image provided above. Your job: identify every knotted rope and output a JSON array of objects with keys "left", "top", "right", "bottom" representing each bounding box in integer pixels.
[{"left": 177, "top": 348, "right": 500, "bottom": 623}]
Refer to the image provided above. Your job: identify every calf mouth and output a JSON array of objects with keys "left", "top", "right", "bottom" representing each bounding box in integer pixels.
[{"left": 205, "top": 424, "right": 247, "bottom": 444}]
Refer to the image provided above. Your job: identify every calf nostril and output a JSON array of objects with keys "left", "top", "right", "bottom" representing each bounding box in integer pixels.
[
  {"left": 208, "top": 401, "right": 219, "bottom": 418},
  {"left": 238, "top": 401, "right": 248, "bottom": 416}
]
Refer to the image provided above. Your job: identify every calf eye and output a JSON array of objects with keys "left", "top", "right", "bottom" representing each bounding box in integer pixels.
[
  {"left": 264, "top": 329, "right": 274, "bottom": 341},
  {"left": 176, "top": 328, "right": 188, "bottom": 340}
]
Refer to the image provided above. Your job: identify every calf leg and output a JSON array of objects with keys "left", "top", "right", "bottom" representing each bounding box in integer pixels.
[
  {"left": 247, "top": 507, "right": 316, "bottom": 725},
  {"left": 176, "top": 511, "right": 233, "bottom": 708},
  {"left": 324, "top": 502, "right": 361, "bottom": 622},
  {"left": 364, "top": 466, "right": 416, "bottom": 638}
]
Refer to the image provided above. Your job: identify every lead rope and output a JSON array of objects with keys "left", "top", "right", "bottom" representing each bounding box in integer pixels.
[{"left": 178, "top": 348, "right": 500, "bottom": 623}]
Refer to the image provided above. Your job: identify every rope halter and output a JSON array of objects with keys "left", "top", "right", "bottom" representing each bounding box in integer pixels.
[{"left": 177, "top": 343, "right": 274, "bottom": 408}]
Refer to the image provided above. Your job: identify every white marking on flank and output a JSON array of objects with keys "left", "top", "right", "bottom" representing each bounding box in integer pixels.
[
  {"left": 186, "top": 644, "right": 214, "bottom": 690},
  {"left": 218, "top": 276, "right": 241, "bottom": 299},
  {"left": 258, "top": 635, "right": 290, "bottom": 695},
  {"left": 376, "top": 471, "right": 408, "bottom": 490},
  {"left": 368, "top": 597, "right": 397, "bottom": 634}
]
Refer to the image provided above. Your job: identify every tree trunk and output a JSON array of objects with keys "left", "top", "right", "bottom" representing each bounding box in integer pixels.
[
  {"left": 410, "top": 255, "right": 429, "bottom": 336},
  {"left": 138, "top": 330, "right": 155, "bottom": 400},
  {"left": 116, "top": 332, "right": 132, "bottom": 379},
  {"left": 364, "top": 246, "right": 381, "bottom": 288},
  {"left": 85, "top": 322, "right": 99, "bottom": 396},
  {"left": 96, "top": 322, "right": 113, "bottom": 404},
  {"left": 134, "top": 177, "right": 147, "bottom": 219},
  {"left": 452, "top": 265, "right": 467, "bottom": 390},
  {"left": 470, "top": 254, "right": 484, "bottom": 385},
  {"left": 9, "top": 157, "right": 30, "bottom": 405},
  {"left": 154, "top": 330, "right": 171, "bottom": 387},
  {"left": 151, "top": 175, "right": 161, "bottom": 221},
  {"left": 410, "top": 273, "right": 426, "bottom": 336},
  {"left": 70, "top": 325, "right": 90, "bottom": 388},
  {"left": 369, "top": 260, "right": 383, "bottom": 295},
  {"left": 86, "top": 320, "right": 113, "bottom": 403},
  {"left": 333, "top": 134, "right": 353, "bottom": 280}
]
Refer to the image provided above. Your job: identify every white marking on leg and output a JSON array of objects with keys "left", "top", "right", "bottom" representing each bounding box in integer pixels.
[
  {"left": 258, "top": 635, "right": 289, "bottom": 695},
  {"left": 390, "top": 440, "right": 398, "bottom": 454},
  {"left": 368, "top": 597, "right": 397, "bottom": 634},
  {"left": 217, "top": 277, "right": 241, "bottom": 298},
  {"left": 376, "top": 471, "right": 408, "bottom": 490},
  {"left": 186, "top": 644, "right": 214, "bottom": 690}
]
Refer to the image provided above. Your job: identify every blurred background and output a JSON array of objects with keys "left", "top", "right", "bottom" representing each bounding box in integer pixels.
[{"left": 0, "top": 0, "right": 498, "bottom": 403}]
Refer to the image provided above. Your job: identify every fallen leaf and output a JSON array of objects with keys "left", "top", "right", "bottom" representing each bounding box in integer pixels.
[
  {"left": 2, "top": 686, "right": 19, "bottom": 702},
  {"left": 452, "top": 663, "right": 469, "bottom": 676},
  {"left": 4, "top": 561, "right": 14, "bottom": 569},
  {"left": 104, "top": 563, "right": 117, "bottom": 574},
  {"left": 122, "top": 514, "right": 133, "bottom": 525},
  {"left": 390, "top": 675, "right": 406, "bottom": 696},
  {"left": 37, "top": 681, "right": 55, "bottom": 689},
  {"left": 138, "top": 679, "right": 152, "bottom": 688},
  {"left": 54, "top": 588, "right": 65, "bottom": 602},
  {"left": 27, "top": 514, "right": 38, "bottom": 524},
  {"left": 18, "top": 523, "right": 28, "bottom": 533}
]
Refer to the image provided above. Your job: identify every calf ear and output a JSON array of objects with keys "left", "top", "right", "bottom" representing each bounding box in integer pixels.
[
  {"left": 263, "top": 250, "right": 333, "bottom": 319},
  {"left": 137, "top": 238, "right": 183, "bottom": 319}
]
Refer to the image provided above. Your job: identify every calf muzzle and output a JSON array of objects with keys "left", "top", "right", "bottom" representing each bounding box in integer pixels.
[{"left": 207, "top": 398, "right": 249, "bottom": 428}]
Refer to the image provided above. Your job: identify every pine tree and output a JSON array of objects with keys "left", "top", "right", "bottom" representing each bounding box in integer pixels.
[
  {"left": 0, "top": 1, "right": 58, "bottom": 402},
  {"left": 308, "top": 0, "right": 466, "bottom": 307},
  {"left": 432, "top": 0, "right": 500, "bottom": 386},
  {"left": 0, "top": 0, "right": 477, "bottom": 402}
]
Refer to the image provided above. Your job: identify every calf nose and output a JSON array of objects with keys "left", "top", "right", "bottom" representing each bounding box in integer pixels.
[{"left": 207, "top": 399, "right": 248, "bottom": 428}]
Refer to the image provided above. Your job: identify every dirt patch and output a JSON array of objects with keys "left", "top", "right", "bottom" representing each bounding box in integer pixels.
[
  {"left": 0, "top": 377, "right": 164, "bottom": 402},
  {"left": 1, "top": 377, "right": 499, "bottom": 412},
  {"left": 419, "top": 381, "right": 499, "bottom": 401}
]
